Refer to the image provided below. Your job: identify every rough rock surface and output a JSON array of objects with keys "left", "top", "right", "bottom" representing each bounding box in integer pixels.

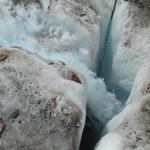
[{"left": 0, "top": 48, "right": 86, "bottom": 150}]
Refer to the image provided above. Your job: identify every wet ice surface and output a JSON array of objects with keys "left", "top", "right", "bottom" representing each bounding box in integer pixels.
[
  {"left": 0, "top": 0, "right": 122, "bottom": 123},
  {"left": 102, "top": 0, "right": 150, "bottom": 97},
  {"left": 0, "top": 0, "right": 125, "bottom": 150},
  {"left": 95, "top": 0, "right": 150, "bottom": 150},
  {"left": 0, "top": 48, "right": 87, "bottom": 150}
]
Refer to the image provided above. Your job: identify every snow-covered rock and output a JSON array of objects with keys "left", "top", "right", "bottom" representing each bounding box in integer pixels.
[
  {"left": 0, "top": 48, "right": 86, "bottom": 150},
  {"left": 103, "top": 0, "right": 150, "bottom": 98}
]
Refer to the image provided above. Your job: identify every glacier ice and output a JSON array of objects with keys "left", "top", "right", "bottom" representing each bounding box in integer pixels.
[
  {"left": 95, "top": 64, "right": 150, "bottom": 149},
  {"left": 0, "top": 48, "right": 86, "bottom": 150},
  {"left": 128, "top": 62, "right": 150, "bottom": 104},
  {"left": 0, "top": 0, "right": 141, "bottom": 150},
  {"left": 0, "top": 0, "right": 122, "bottom": 127},
  {"left": 95, "top": 1, "right": 150, "bottom": 148},
  {"left": 0, "top": 0, "right": 100, "bottom": 70},
  {"left": 102, "top": 0, "right": 150, "bottom": 100},
  {"left": 95, "top": 133, "right": 124, "bottom": 150},
  {"left": 125, "top": 0, "right": 150, "bottom": 8}
]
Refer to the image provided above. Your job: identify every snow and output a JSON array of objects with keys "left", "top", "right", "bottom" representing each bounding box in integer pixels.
[
  {"left": 95, "top": 60, "right": 150, "bottom": 150},
  {"left": 95, "top": 133, "right": 124, "bottom": 150},
  {"left": 0, "top": 0, "right": 100, "bottom": 70},
  {"left": 96, "top": 95, "right": 150, "bottom": 150},
  {"left": 87, "top": 75, "right": 122, "bottom": 124},
  {"left": 0, "top": 0, "right": 122, "bottom": 126},
  {"left": 102, "top": 0, "right": 150, "bottom": 99},
  {"left": 107, "top": 100, "right": 137, "bottom": 132},
  {"left": 128, "top": 62, "right": 150, "bottom": 104},
  {"left": 1, "top": 1, "right": 140, "bottom": 149},
  {"left": 0, "top": 48, "right": 86, "bottom": 150},
  {"left": 94, "top": 1, "right": 150, "bottom": 148}
]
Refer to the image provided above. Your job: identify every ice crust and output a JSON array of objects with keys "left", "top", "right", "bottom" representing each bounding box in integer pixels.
[{"left": 0, "top": 0, "right": 121, "bottom": 126}]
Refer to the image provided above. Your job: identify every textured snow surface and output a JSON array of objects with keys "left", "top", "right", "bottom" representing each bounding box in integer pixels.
[
  {"left": 95, "top": 0, "right": 150, "bottom": 150},
  {"left": 96, "top": 96, "right": 150, "bottom": 150},
  {"left": 95, "top": 50, "right": 150, "bottom": 150},
  {"left": 0, "top": 0, "right": 122, "bottom": 127},
  {"left": 128, "top": 62, "right": 150, "bottom": 104},
  {"left": 103, "top": 0, "right": 150, "bottom": 96},
  {"left": 0, "top": 0, "right": 150, "bottom": 149},
  {"left": 0, "top": 0, "right": 100, "bottom": 69},
  {"left": 3, "top": 0, "right": 150, "bottom": 150},
  {"left": 126, "top": 0, "right": 150, "bottom": 8},
  {"left": 0, "top": 48, "right": 86, "bottom": 150},
  {"left": 95, "top": 133, "right": 124, "bottom": 150}
]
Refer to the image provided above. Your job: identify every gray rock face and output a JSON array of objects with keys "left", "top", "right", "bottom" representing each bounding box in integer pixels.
[{"left": 0, "top": 48, "right": 86, "bottom": 150}]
